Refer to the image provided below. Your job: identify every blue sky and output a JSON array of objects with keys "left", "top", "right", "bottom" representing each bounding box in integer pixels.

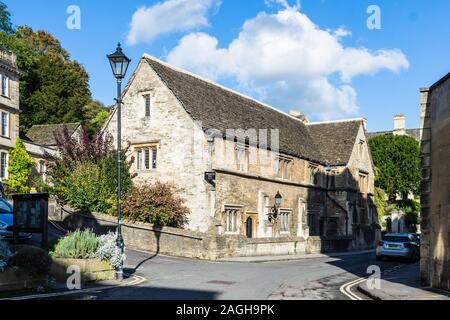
[{"left": 3, "top": 0, "right": 450, "bottom": 131}]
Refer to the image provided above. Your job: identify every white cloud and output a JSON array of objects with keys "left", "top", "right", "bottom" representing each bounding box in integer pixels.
[
  {"left": 166, "top": 6, "right": 409, "bottom": 120},
  {"left": 127, "top": 0, "right": 220, "bottom": 45}
]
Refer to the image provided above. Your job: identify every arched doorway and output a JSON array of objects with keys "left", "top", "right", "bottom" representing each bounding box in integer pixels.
[{"left": 246, "top": 217, "right": 253, "bottom": 238}]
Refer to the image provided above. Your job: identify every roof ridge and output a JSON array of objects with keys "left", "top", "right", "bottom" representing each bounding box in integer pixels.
[
  {"left": 142, "top": 53, "right": 305, "bottom": 124},
  {"left": 307, "top": 118, "right": 365, "bottom": 126}
]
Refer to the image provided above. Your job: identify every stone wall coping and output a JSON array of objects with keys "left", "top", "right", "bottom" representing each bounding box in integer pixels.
[
  {"left": 62, "top": 208, "right": 205, "bottom": 241},
  {"left": 245, "top": 237, "right": 306, "bottom": 244}
]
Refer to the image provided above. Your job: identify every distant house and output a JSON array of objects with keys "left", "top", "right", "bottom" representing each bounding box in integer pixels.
[
  {"left": 25, "top": 122, "right": 82, "bottom": 147},
  {"left": 0, "top": 46, "right": 61, "bottom": 184},
  {"left": 367, "top": 115, "right": 421, "bottom": 142}
]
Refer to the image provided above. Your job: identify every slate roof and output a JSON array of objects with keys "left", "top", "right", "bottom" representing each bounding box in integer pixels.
[
  {"left": 145, "top": 56, "right": 325, "bottom": 163},
  {"left": 307, "top": 120, "right": 363, "bottom": 166},
  {"left": 25, "top": 123, "right": 81, "bottom": 146}
]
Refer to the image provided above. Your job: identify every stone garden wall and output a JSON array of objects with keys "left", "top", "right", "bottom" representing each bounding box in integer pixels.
[{"left": 54, "top": 208, "right": 364, "bottom": 260}]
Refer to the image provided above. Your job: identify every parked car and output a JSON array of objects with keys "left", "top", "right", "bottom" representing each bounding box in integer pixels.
[
  {"left": 376, "top": 233, "right": 420, "bottom": 262},
  {"left": 0, "top": 198, "right": 32, "bottom": 241}
]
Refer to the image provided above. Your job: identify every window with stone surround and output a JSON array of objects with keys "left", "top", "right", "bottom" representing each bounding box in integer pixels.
[
  {"left": 1, "top": 111, "right": 8, "bottom": 138},
  {"left": 358, "top": 171, "right": 368, "bottom": 194},
  {"left": 224, "top": 206, "right": 241, "bottom": 234},
  {"left": 358, "top": 139, "right": 366, "bottom": 159},
  {"left": 0, "top": 151, "right": 8, "bottom": 180},
  {"left": 135, "top": 145, "right": 158, "bottom": 171},
  {"left": 144, "top": 94, "right": 151, "bottom": 117},
  {"left": 0, "top": 74, "right": 9, "bottom": 97},
  {"left": 277, "top": 156, "right": 292, "bottom": 180},
  {"left": 235, "top": 143, "right": 249, "bottom": 172},
  {"left": 308, "top": 163, "right": 319, "bottom": 185},
  {"left": 279, "top": 210, "right": 291, "bottom": 233}
]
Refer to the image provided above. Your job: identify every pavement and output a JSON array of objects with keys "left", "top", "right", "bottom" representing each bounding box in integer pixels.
[
  {"left": 217, "top": 249, "right": 376, "bottom": 263},
  {"left": 357, "top": 262, "right": 450, "bottom": 300}
]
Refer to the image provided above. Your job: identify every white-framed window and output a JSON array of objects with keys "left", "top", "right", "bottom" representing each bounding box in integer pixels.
[
  {"left": 224, "top": 207, "right": 240, "bottom": 234},
  {"left": 279, "top": 210, "right": 291, "bottom": 233},
  {"left": 0, "top": 74, "right": 9, "bottom": 97},
  {"left": 1, "top": 111, "right": 9, "bottom": 137},
  {"left": 235, "top": 143, "right": 249, "bottom": 172},
  {"left": 144, "top": 94, "right": 151, "bottom": 117},
  {"left": 136, "top": 146, "right": 157, "bottom": 171},
  {"left": 0, "top": 151, "right": 8, "bottom": 180}
]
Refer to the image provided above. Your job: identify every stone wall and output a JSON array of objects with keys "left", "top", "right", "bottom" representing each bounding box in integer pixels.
[
  {"left": 420, "top": 76, "right": 450, "bottom": 291},
  {"left": 104, "top": 60, "right": 213, "bottom": 233},
  {"left": 57, "top": 209, "right": 371, "bottom": 260}
]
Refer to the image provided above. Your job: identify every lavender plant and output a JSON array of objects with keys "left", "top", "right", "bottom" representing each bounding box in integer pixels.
[{"left": 95, "top": 232, "right": 125, "bottom": 270}]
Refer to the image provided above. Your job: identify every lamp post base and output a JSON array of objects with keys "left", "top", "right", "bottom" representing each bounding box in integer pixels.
[{"left": 116, "top": 269, "right": 124, "bottom": 281}]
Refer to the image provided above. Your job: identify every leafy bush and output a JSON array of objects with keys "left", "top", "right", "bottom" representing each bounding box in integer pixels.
[
  {"left": 52, "top": 229, "right": 100, "bottom": 259},
  {"left": 6, "top": 138, "right": 34, "bottom": 194},
  {"left": 63, "top": 162, "right": 111, "bottom": 213},
  {"left": 396, "top": 199, "right": 421, "bottom": 230},
  {"left": 95, "top": 232, "right": 125, "bottom": 269},
  {"left": 122, "top": 182, "right": 190, "bottom": 228},
  {"left": 8, "top": 245, "right": 52, "bottom": 277},
  {"left": 43, "top": 127, "right": 134, "bottom": 214},
  {"left": 374, "top": 187, "right": 387, "bottom": 225}
]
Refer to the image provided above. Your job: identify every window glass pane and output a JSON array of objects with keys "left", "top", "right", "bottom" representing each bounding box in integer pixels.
[
  {"left": 145, "top": 95, "right": 151, "bottom": 117},
  {"left": 137, "top": 150, "right": 142, "bottom": 170},
  {"left": 1, "top": 75, "right": 6, "bottom": 96},
  {"left": 145, "top": 149, "right": 150, "bottom": 169},
  {"left": 0, "top": 152, "right": 7, "bottom": 179},
  {"left": 152, "top": 147, "right": 157, "bottom": 169},
  {"left": 1, "top": 112, "right": 7, "bottom": 137}
]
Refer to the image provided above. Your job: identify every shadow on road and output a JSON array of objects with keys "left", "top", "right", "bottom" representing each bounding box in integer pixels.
[{"left": 47, "top": 283, "right": 220, "bottom": 300}]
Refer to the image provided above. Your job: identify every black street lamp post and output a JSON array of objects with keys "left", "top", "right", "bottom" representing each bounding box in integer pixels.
[
  {"left": 268, "top": 191, "right": 283, "bottom": 222},
  {"left": 107, "top": 43, "right": 131, "bottom": 281}
]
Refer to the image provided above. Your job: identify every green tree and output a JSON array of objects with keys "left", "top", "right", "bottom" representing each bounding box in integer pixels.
[
  {"left": 6, "top": 138, "right": 34, "bottom": 193},
  {"left": 374, "top": 187, "right": 387, "bottom": 225},
  {"left": 0, "top": 1, "right": 14, "bottom": 34},
  {"left": 0, "top": 20, "right": 104, "bottom": 131},
  {"left": 83, "top": 101, "right": 110, "bottom": 135},
  {"left": 369, "top": 135, "right": 420, "bottom": 201}
]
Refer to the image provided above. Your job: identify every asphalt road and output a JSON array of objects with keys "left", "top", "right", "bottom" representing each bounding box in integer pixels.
[{"left": 70, "top": 249, "right": 407, "bottom": 300}]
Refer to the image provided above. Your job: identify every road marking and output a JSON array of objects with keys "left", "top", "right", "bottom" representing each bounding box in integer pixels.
[
  {"left": 340, "top": 277, "right": 367, "bottom": 300},
  {"left": 340, "top": 264, "right": 406, "bottom": 300},
  {"left": 0, "top": 274, "right": 146, "bottom": 301}
]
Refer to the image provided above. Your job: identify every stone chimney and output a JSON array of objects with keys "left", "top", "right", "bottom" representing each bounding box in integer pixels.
[
  {"left": 362, "top": 116, "right": 368, "bottom": 131},
  {"left": 393, "top": 114, "right": 406, "bottom": 136},
  {"left": 289, "top": 110, "right": 309, "bottom": 124}
]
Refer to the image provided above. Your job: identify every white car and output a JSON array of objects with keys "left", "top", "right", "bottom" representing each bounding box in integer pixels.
[{"left": 376, "top": 233, "right": 420, "bottom": 262}]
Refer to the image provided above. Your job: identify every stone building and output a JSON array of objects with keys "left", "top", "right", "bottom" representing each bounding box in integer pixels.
[
  {"left": 103, "top": 54, "right": 380, "bottom": 257},
  {"left": 25, "top": 122, "right": 82, "bottom": 148},
  {"left": 420, "top": 73, "right": 450, "bottom": 291},
  {"left": 0, "top": 46, "right": 56, "bottom": 183}
]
